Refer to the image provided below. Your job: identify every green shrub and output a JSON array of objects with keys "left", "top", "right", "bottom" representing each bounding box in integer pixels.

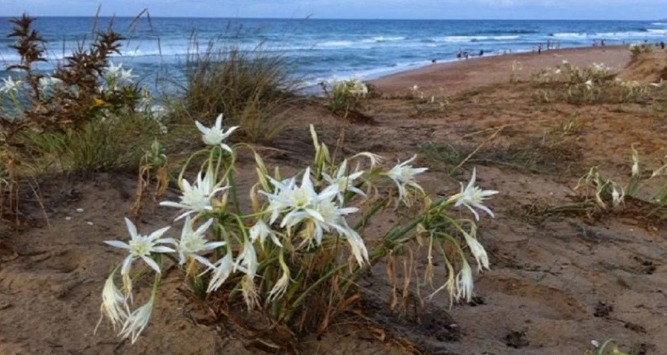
[{"left": 25, "top": 114, "right": 162, "bottom": 173}]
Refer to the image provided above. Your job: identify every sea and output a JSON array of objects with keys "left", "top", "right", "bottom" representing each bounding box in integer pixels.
[{"left": 1, "top": 17, "right": 666, "bottom": 92}]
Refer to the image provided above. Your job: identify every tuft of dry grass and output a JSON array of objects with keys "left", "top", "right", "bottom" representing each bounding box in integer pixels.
[{"left": 164, "top": 38, "right": 299, "bottom": 143}]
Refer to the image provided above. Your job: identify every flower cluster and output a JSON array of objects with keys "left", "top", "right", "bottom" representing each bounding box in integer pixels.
[{"left": 99, "top": 115, "right": 498, "bottom": 343}]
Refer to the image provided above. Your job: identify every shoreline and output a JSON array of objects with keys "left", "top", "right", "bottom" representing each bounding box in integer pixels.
[{"left": 370, "top": 44, "right": 633, "bottom": 96}]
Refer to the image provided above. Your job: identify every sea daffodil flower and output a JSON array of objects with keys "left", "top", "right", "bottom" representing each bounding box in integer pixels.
[
  {"left": 0, "top": 76, "right": 21, "bottom": 94},
  {"left": 249, "top": 219, "right": 282, "bottom": 247},
  {"left": 462, "top": 225, "right": 489, "bottom": 271},
  {"left": 384, "top": 155, "right": 428, "bottom": 204},
  {"left": 104, "top": 218, "right": 174, "bottom": 275},
  {"left": 160, "top": 169, "right": 229, "bottom": 220},
  {"left": 96, "top": 270, "right": 129, "bottom": 332},
  {"left": 195, "top": 114, "right": 239, "bottom": 152},
  {"left": 449, "top": 168, "right": 498, "bottom": 221},
  {"left": 323, "top": 159, "right": 366, "bottom": 203},
  {"left": 207, "top": 253, "right": 234, "bottom": 293},
  {"left": 455, "top": 260, "right": 474, "bottom": 302},
  {"left": 176, "top": 216, "right": 224, "bottom": 268},
  {"left": 119, "top": 298, "right": 154, "bottom": 344}
]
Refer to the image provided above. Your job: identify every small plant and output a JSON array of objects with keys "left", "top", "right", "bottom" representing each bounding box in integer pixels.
[
  {"left": 509, "top": 60, "right": 523, "bottom": 83},
  {"left": 97, "top": 115, "right": 498, "bottom": 350},
  {"left": 167, "top": 38, "right": 297, "bottom": 143},
  {"left": 586, "top": 339, "right": 632, "bottom": 355},
  {"left": 321, "top": 77, "right": 369, "bottom": 114},
  {"left": 131, "top": 140, "right": 170, "bottom": 218},
  {"left": 629, "top": 43, "right": 654, "bottom": 61},
  {"left": 572, "top": 145, "right": 667, "bottom": 223}
]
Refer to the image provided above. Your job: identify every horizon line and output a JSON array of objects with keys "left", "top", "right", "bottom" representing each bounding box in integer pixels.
[{"left": 0, "top": 15, "right": 659, "bottom": 22}]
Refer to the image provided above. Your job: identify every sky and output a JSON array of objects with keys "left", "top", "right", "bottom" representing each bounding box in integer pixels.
[{"left": 1, "top": 0, "right": 666, "bottom": 20}]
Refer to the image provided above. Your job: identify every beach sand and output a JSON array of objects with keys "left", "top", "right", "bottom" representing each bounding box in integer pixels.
[
  {"left": 372, "top": 45, "right": 632, "bottom": 96},
  {"left": 2, "top": 45, "right": 667, "bottom": 355}
]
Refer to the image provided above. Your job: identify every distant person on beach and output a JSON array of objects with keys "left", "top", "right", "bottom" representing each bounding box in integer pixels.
[
  {"left": 537, "top": 44, "right": 542, "bottom": 54},
  {"left": 479, "top": 49, "right": 484, "bottom": 56},
  {"left": 457, "top": 49, "right": 462, "bottom": 59},
  {"left": 661, "top": 41, "right": 665, "bottom": 49},
  {"left": 601, "top": 39, "right": 605, "bottom": 46}
]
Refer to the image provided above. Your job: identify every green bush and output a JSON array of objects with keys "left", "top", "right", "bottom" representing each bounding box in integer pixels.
[{"left": 25, "top": 114, "right": 162, "bottom": 173}]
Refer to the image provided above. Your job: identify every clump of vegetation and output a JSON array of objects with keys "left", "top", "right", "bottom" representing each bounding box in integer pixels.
[
  {"left": 167, "top": 39, "right": 297, "bottom": 143},
  {"left": 321, "top": 77, "right": 369, "bottom": 114},
  {"left": 526, "top": 146, "right": 667, "bottom": 224},
  {"left": 531, "top": 60, "right": 662, "bottom": 105},
  {"left": 97, "top": 118, "right": 498, "bottom": 351},
  {"left": 629, "top": 43, "right": 654, "bottom": 61},
  {"left": 0, "top": 14, "right": 161, "bottom": 214}
]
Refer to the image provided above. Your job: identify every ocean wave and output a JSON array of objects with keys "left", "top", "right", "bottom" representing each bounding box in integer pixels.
[
  {"left": 652, "top": 22, "right": 667, "bottom": 26},
  {"left": 454, "top": 29, "right": 538, "bottom": 36},
  {"left": 318, "top": 40, "right": 355, "bottom": 47},
  {"left": 551, "top": 30, "right": 665, "bottom": 39},
  {"left": 432, "top": 35, "right": 520, "bottom": 43}
]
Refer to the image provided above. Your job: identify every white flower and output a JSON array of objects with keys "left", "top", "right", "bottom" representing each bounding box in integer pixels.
[
  {"left": 585, "top": 79, "right": 594, "bottom": 90},
  {"left": 384, "top": 155, "right": 428, "bottom": 204},
  {"left": 176, "top": 216, "right": 224, "bottom": 267},
  {"left": 455, "top": 261, "right": 474, "bottom": 302},
  {"left": 195, "top": 114, "right": 239, "bottom": 152},
  {"left": 268, "top": 253, "right": 291, "bottom": 302},
  {"left": 344, "top": 227, "right": 370, "bottom": 266},
  {"left": 263, "top": 167, "right": 336, "bottom": 228},
  {"left": 591, "top": 340, "right": 600, "bottom": 348},
  {"left": 235, "top": 239, "right": 258, "bottom": 280},
  {"left": 96, "top": 271, "right": 129, "bottom": 332},
  {"left": 119, "top": 298, "right": 154, "bottom": 344},
  {"left": 323, "top": 159, "right": 366, "bottom": 204},
  {"left": 349, "top": 80, "right": 368, "bottom": 96},
  {"left": 449, "top": 168, "right": 498, "bottom": 221},
  {"left": 462, "top": 225, "right": 489, "bottom": 271},
  {"left": 351, "top": 151, "right": 384, "bottom": 167},
  {"left": 0, "top": 76, "right": 22, "bottom": 94},
  {"left": 160, "top": 169, "right": 228, "bottom": 220},
  {"left": 38, "top": 76, "right": 63, "bottom": 96},
  {"left": 263, "top": 176, "right": 297, "bottom": 224},
  {"left": 611, "top": 185, "right": 624, "bottom": 207},
  {"left": 631, "top": 147, "right": 640, "bottom": 177},
  {"left": 207, "top": 253, "right": 234, "bottom": 293},
  {"left": 309, "top": 197, "right": 359, "bottom": 245},
  {"left": 104, "top": 62, "right": 136, "bottom": 87},
  {"left": 268, "top": 268, "right": 291, "bottom": 302},
  {"left": 592, "top": 62, "right": 608, "bottom": 72},
  {"left": 104, "top": 218, "right": 175, "bottom": 275},
  {"left": 249, "top": 219, "right": 282, "bottom": 247}
]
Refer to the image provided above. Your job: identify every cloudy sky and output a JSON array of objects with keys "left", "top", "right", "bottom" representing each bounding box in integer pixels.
[{"left": 2, "top": 0, "right": 665, "bottom": 20}]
